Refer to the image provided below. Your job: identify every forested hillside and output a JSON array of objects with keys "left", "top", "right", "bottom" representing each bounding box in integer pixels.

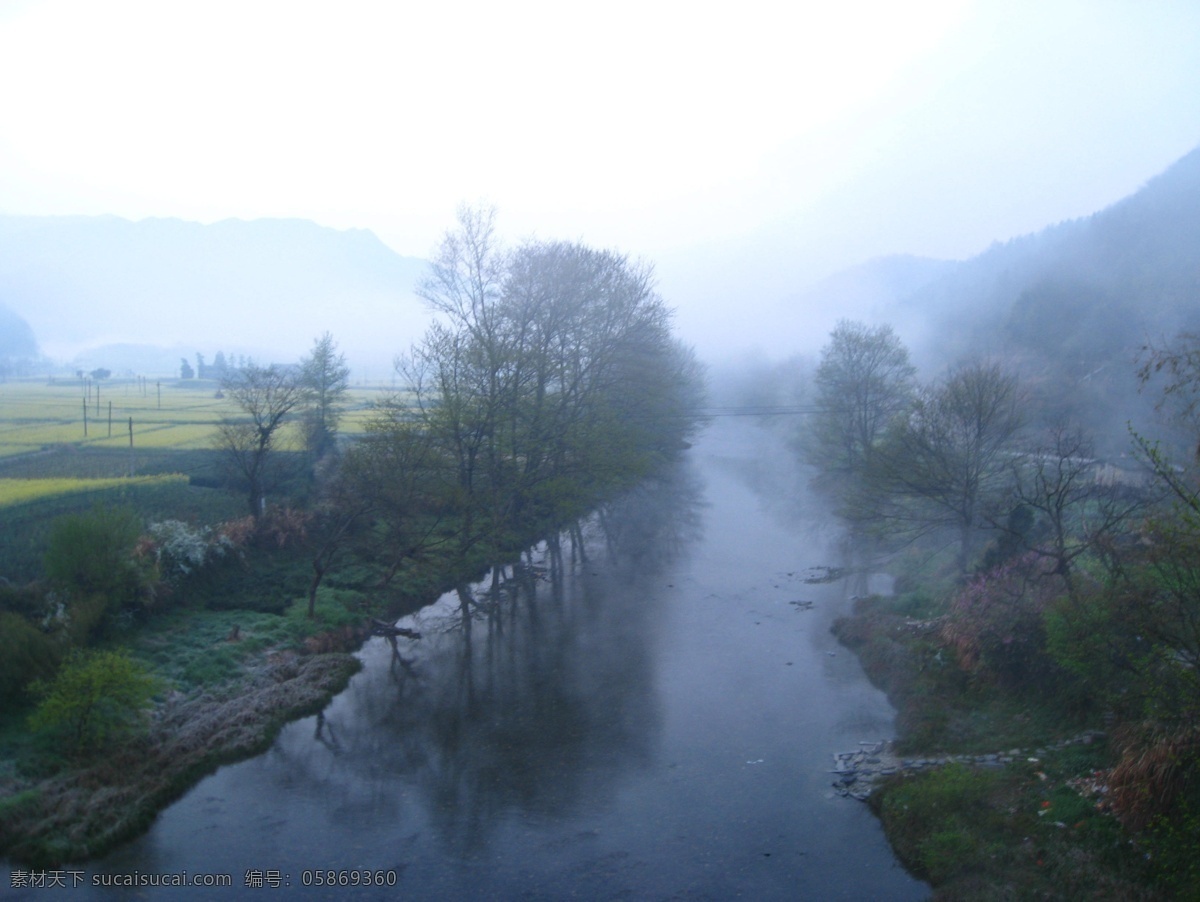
[{"left": 899, "top": 146, "right": 1200, "bottom": 452}]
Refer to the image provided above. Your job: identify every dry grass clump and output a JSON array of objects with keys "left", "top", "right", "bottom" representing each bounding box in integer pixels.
[{"left": 1109, "top": 722, "right": 1200, "bottom": 833}]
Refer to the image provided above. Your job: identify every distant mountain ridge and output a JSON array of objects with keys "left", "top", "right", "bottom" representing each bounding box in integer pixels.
[
  {"left": 897, "top": 144, "right": 1200, "bottom": 368},
  {"left": 783, "top": 146, "right": 1200, "bottom": 379},
  {"left": 842, "top": 144, "right": 1200, "bottom": 452},
  {"left": 0, "top": 302, "right": 37, "bottom": 361},
  {"left": 0, "top": 215, "right": 432, "bottom": 376}
]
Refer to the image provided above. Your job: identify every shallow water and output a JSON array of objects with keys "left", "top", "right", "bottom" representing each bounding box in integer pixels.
[{"left": 5, "top": 421, "right": 928, "bottom": 899}]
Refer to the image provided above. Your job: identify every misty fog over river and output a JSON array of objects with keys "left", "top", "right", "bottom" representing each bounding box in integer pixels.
[{"left": 9, "top": 421, "right": 928, "bottom": 899}]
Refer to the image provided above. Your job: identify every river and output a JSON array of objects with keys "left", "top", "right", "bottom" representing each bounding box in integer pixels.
[{"left": 6, "top": 420, "right": 928, "bottom": 899}]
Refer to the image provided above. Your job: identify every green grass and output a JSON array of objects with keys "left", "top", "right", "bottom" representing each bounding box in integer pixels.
[
  {"left": 0, "top": 378, "right": 401, "bottom": 457},
  {"left": 871, "top": 743, "right": 1152, "bottom": 899},
  {"left": 0, "top": 475, "right": 188, "bottom": 507},
  {"left": 835, "top": 579, "right": 1174, "bottom": 897}
]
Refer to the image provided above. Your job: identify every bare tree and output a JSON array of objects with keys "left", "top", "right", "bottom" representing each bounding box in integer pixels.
[
  {"left": 1138, "top": 330, "right": 1200, "bottom": 462},
  {"left": 996, "top": 424, "right": 1152, "bottom": 601},
  {"left": 396, "top": 208, "right": 703, "bottom": 566},
  {"left": 217, "top": 363, "right": 304, "bottom": 518},
  {"left": 872, "top": 361, "right": 1024, "bottom": 573},
  {"left": 806, "top": 320, "right": 916, "bottom": 480}
]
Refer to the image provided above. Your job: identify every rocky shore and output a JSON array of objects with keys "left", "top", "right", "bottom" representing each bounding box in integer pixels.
[{"left": 832, "top": 730, "right": 1108, "bottom": 801}]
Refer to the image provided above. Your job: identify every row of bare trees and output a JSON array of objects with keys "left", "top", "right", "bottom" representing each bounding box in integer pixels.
[
  {"left": 386, "top": 206, "right": 703, "bottom": 572},
  {"left": 213, "top": 207, "right": 705, "bottom": 616},
  {"left": 804, "top": 320, "right": 1189, "bottom": 588},
  {"left": 804, "top": 321, "right": 1033, "bottom": 572}
]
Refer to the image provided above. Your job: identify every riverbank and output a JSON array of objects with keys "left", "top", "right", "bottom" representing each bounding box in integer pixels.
[
  {"left": 0, "top": 647, "right": 361, "bottom": 867},
  {"left": 832, "top": 593, "right": 1163, "bottom": 899}
]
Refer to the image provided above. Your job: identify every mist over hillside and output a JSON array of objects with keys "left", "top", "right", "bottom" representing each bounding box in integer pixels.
[
  {"left": 0, "top": 302, "right": 37, "bottom": 361},
  {"left": 0, "top": 215, "right": 431, "bottom": 378},
  {"left": 716, "top": 144, "right": 1200, "bottom": 456},
  {"left": 896, "top": 146, "right": 1200, "bottom": 362},
  {"left": 3, "top": 145, "right": 1198, "bottom": 405},
  {"left": 884, "top": 145, "right": 1200, "bottom": 451}
]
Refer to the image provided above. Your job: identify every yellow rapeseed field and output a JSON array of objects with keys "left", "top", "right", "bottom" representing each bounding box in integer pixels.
[{"left": 0, "top": 474, "right": 189, "bottom": 507}]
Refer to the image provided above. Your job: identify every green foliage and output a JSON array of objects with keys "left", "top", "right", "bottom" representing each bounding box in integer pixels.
[
  {"left": 27, "top": 650, "right": 159, "bottom": 754},
  {"left": 877, "top": 764, "right": 1004, "bottom": 884},
  {"left": 0, "top": 458, "right": 244, "bottom": 584},
  {"left": 299, "top": 332, "right": 350, "bottom": 460},
  {"left": 0, "top": 789, "right": 41, "bottom": 823},
  {"left": 44, "top": 506, "right": 142, "bottom": 595},
  {"left": 0, "top": 612, "right": 61, "bottom": 704},
  {"left": 940, "top": 553, "right": 1065, "bottom": 693},
  {"left": 42, "top": 506, "right": 151, "bottom": 642},
  {"left": 1044, "top": 587, "right": 1129, "bottom": 699},
  {"left": 807, "top": 320, "right": 915, "bottom": 476},
  {"left": 888, "top": 588, "right": 943, "bottom": 620},
  {"left": 1145, "top": 776, "right": 1200, "bottom": 895}
]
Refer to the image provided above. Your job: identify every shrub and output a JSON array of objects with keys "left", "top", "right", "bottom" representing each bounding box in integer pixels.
[
  {"left": 43, "top": 507, "right": 151, "bottom": 639},
  {"left": 27, "top": 650, "right": 159, "bottom": 754},
  {"left": 145, "top": 519, "right": 235, "bottom": 582},
  {"left": 939, "top": 553, "right": 1063, "bottom": 691},
  {"left": 0, "top": 611, "right": 61, "bottom": 704}
]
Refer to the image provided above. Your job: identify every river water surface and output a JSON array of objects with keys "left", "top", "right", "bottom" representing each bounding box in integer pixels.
[{"left": 8, "top": 421, "right": 928, "bottom": 899}]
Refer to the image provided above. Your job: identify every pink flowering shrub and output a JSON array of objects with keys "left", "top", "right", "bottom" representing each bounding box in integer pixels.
[{"left": 940, "top": 553, "right": 1064, "bottom": 690}]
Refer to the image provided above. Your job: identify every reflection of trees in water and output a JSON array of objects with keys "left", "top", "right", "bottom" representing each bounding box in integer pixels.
[
  {"left": 590, "top": 458, "right": 706, "bottom": 577},
  {"left": 833, "top": 529, "right": 882, "bottom": 599},
  {"left": 265, "top": 456, "right": 703, "bottom": 856}
]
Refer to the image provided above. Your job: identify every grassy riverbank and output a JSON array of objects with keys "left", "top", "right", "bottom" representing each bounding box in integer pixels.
[
  {"left": 835, "top": 591, "right": 1179, "bottom": 899},
  {"left": 0, "top": 515, "right": 457, "bottom": 868},
  {"left": 0, "top": 592, "right": 376, "bottom": 867},
  {"left": 0, "top": 650, "right": 360, "bottom": 867},
  {"left": 0, "top": 496, "right": 572, "bottom": 868}
]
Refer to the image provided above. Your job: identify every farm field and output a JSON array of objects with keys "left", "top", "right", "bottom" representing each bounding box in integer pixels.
[
  {"left": 0, "top": 377, "right": 225, "bottom": 458},
  {"left": 0, "top": 376, "right": 391, "bottom": 582},
  {"left": 0, "top": 377, "right": 398, "bottom": 461},
  {"left": 0, "top": 474, "right": 188, "bottom": 508}
]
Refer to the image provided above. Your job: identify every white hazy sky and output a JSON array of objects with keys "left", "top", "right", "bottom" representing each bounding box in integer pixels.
[{"left": 1, "top": 0, "right": 1198, "bottom": 359}]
